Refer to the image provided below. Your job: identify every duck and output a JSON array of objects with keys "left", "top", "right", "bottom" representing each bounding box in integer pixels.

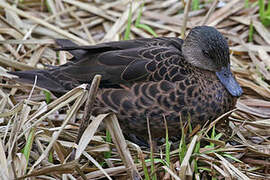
[{"left": 9, "top": 26, "right": 243, "bottom": 141}]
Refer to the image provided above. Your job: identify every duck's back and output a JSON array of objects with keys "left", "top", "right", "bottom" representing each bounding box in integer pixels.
[{"left": 9, "top": 37, "right": 185, "bottom": 94}]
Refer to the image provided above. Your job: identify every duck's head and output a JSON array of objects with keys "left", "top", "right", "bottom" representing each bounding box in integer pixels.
[{"left": 182, "top": 26, "right": 243, "bottom": 97}]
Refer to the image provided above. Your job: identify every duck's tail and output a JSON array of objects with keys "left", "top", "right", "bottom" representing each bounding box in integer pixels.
[
  {"left": 8, "top": 39, "right": 87, "bottom": 94},
  {"left": 8, "top": 68, "right": 71, "bottom": 94}
]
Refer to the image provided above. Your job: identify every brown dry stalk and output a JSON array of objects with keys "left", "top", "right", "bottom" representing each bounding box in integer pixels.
[
  {"left": 76, "top": 75, "right": 101, "bottom": 145},
  {"left": 201, "top": 0, "right": 219, "bottom": 25},
  {"left": 104, "top": 114, "right": 141, "bottom": 180},
  {"left": 181, "top": 0, "right": 192, "bottom": 39}
]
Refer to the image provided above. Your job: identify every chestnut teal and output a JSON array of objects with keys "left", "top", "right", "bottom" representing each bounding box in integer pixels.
[{"left": 9, "top": 26, "right": 243, "bottom": 141}]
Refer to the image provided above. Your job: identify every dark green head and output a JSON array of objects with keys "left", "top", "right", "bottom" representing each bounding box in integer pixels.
[{"left": 182, "top": 26, "right": 242, "bottom": 97}]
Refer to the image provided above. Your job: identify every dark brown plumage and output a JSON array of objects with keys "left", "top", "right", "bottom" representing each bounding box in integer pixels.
[{"left": 9, "top": 26, "right": 242, "bottom": 141}]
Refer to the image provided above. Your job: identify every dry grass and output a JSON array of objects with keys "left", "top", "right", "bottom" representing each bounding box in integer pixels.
[{"left": 0, "top": 0, "right": 270, "bottom": 179}]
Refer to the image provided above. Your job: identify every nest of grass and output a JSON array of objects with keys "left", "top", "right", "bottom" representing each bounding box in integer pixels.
[{"left": 0, "top": 0, "right": 270, "bottom": 179}]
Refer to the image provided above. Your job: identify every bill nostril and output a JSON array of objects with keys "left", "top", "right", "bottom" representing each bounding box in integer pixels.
[{"left": 224, "top": 72, "right": 231, "bottom": 78}]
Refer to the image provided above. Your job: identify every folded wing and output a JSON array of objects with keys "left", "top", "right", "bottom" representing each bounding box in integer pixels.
[{"left": 9, "top": 37, "right": 184, "bottom": 94}]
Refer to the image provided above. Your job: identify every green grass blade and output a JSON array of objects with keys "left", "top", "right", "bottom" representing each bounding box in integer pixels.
[
  {"left": 124, "top": 3, "right": 133, "bottom": 40},
  {"left": 266, "top": 0, "right": 270, "bottom": 14},
  {"left": 210, "top": 125, "right": 216, "bottom": 147},
  {"left": 100, "top": 129, "right": 112, "bottom": 167},
  {"left": 222, "top": 153, "right": 243, "bottom": 163},
  {"left": 198, "top": 167, "right": 212, "bottom": 172},
  {"left": 259, "top": 0, "right": 270, "bottom": 26},
  {"left": 104, "top": 129, "right": 111, "bottom": 159},
  {"left": 214, "top": 133, "right": 223, "bottom": 140},
  {"left": 135, "top": 1, "right": 144, "bottom": 27},
  {"left": 179, "top": 117, "right": 187, "bottom": 163},
  {"left": 193, "top": 141, "right": 200, "bottom": 173},
  {"left": 263, "top": 14, "right": 270, "bottom": 26},
  {"left": 22, "top": 127, "right": 35, "bottom": 171},
  {"left": 136, "top": 24, "right": 158, "bottom": 37},
  {"left": 45, "top": 0, "right": 53, "bottom": 13},
  {"left": 43, "top": 90, "right": 51, "bottom": 104},
  {"left": 164, "top": 118, "right": 171, "bottom": 166},
  {"left": 245, "top": 0, "right": 249, "bottom": 8},
  {"left": 145, "top": 158, "right": 166, "bottom": 164},
  {"left": 165, "top": 142, "right": 171, "bottom": 166},
  {"left": 142, "top": 160, "right": 150, "bottom": 180},
  {"left": 48, "top": 150, "right": 53, "bottom": 163},
  {"left": 259, "top": 0, "right": 265, "bottom": 21},
  {"left": 135, "top": 1, "right": 157, "bottom": 37},
  {"left": 150, "top": 147, "right": 157, "bottom": 180},
  {"left": 192, "top": 0, "right": 200, "bottom": 10},
  {"left": 138, "top": 151, "right": 150, "bottom": 180}
]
